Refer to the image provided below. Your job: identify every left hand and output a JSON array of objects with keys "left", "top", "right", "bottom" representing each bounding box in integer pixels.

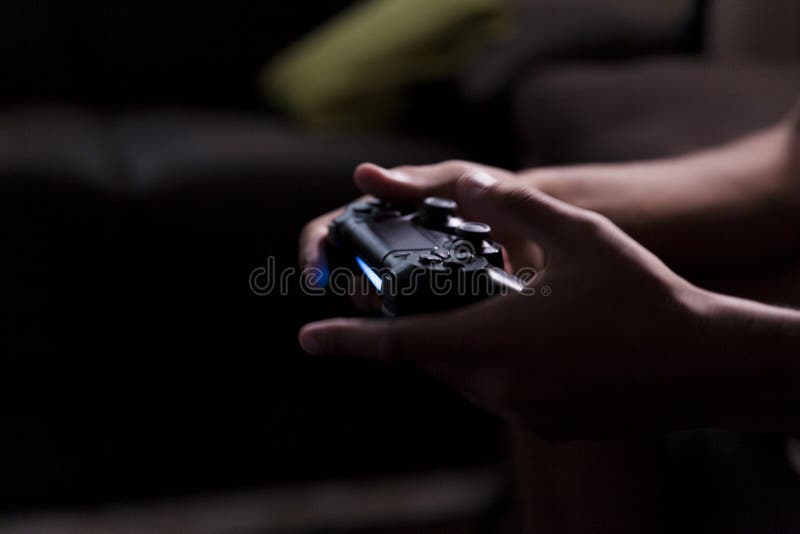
[{"left": 299, "top": 170, "right": 718, "bottom": 439}]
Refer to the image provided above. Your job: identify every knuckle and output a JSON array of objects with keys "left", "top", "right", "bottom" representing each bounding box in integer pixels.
[
  {"left": 504, "top": 183, "right": 541, "bottom": 206},
  {"left": 574, "top": 210, "right": 611, "bottom": 234},
  {"left": 456, "top": 170, "right": 497, "bottom": 198},
  {"left": 443, "top": 158, "right": 468, "bottom": 168},
  {"left": 300, "top": 222, "right": 327, "bottom": 247},
  {"left": 571, "top": 210, "right": 611, "bottom": 236},
  {"left": 444, "top": 159, "right": 474, "bottom": 177},
  {"left": 586, "top": 210, "right": 611, "bottom": 226},
  {"left": 299, "top": 220, "right": 315, "bottom": 238},
  {"left": 306, "top": 212, "right": 335, "bottom": 233}
]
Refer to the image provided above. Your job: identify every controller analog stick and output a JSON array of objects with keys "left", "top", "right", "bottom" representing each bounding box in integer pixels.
[
  {"left": 456, "top": 221, "right": 491, "bottom": 246},
  {"left": 421, "top": 197, "right": 457, "bottom": 225}
]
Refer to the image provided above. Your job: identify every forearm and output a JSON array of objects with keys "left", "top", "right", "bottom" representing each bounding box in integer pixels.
[
  {"left": 520, "top": 120, "right": 800, "bottom": 269},
  {"left": 687, "top": 287, "right": 800, "bottom": 432}
]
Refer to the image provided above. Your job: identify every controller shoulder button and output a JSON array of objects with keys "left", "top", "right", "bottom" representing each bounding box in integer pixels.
[
  {"left": 444, "top": 259, "right": 467, "bottom": 270},
  {"left": 352, "top": 203, "right": 373, "bottom": 214},
  {"left": 374, "top": 210, "right": 402, "bottom": 220},
  {"left": 419, "top": 254, "right": 443, "bottom": 265}
]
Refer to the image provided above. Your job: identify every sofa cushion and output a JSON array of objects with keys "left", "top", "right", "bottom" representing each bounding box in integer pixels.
[
  {"left": 513, "top": 59, "right": 800, "bottom": 164},
  {"left": 0, "top": 107, "right": 116, "bottom": 185},
  {"left": 0, "top": 107, "right": 492, "bottom": 509},
  {"left": 0, "top": 2, "right": 359, "bottom": 105},
  {"left": 0, "top": 106, "right": 458, "bottom": 356},
  {"left": 462, "top": 0, "right": 696, "bottom": 105}
]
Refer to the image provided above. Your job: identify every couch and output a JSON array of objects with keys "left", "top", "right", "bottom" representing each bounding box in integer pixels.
[{"left": 2, "top": 0, "right": 798, "bottom": 515}]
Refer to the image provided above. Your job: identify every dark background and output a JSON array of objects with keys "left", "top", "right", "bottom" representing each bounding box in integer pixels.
[
  {"left": 0, "top": 0, "right": 494, "bottom": 512},
  {"left": 2, "top": 1, "right": 800, "bottom": 530}
]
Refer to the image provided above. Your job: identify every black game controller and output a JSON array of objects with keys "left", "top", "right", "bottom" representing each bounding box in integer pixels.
[{"left": 327, "top": 197, "right": 528, "bottom": 317}]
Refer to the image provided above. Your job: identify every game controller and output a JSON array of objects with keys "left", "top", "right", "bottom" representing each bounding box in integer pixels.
[{"left": 327, "top": 196, "right": 528, "bottom": 317}]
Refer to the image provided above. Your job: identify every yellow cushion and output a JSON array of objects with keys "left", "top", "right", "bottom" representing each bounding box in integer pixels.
[{"left": 261, "top": 0, "right": 510, "bottom": 131}]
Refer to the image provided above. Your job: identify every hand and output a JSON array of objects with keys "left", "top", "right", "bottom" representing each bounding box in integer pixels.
[
  {"left": 299, "top": 170, "right": 716, "bottom": 439},
  {"left": 298, "top": 160, "right": 515, "bottom": 311},
  {"left": 298, "top": 160, "right": 515, "bottom": 273}
]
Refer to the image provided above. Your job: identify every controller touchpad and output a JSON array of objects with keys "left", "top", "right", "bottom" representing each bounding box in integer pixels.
[{"left": 370, "top": 219, "right": 441, "bottom": 252}]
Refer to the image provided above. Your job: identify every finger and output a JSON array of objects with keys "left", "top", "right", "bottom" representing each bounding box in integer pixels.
[
  {"left": 455, "top": 171, "right": 589, "bottom": 249},
  {"left": 298, "top": 208, "right": 342, "bottom": 272},
  {"left": 298, "top": 194, "right": 371, "bottom": 272},
  {"left": 349, "top": 274, "right": 383, "bottom": 314},
  {"left": 299, "top": 158, "right": 460, "bottom": 279},
  {"left": 298, "top": 300, "right": 501, "bottom": 363},
  {"left": 299, "top": 317, "right": 446, "bottom": 362},
  {"left": 354, "top": 161, "right": 505, "bottom": 201},
  {"left": 498, "top": 235, "right": 548, "bottom": 275},
  {"left": 298, "top": 311, "right": 514, "bottom": 407}
]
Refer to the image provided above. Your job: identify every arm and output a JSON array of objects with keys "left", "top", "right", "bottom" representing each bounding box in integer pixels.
[
  {"left": 302, "top": 110, "right": 800, "bottom": 297},
  {"left": 523, "top": 116, "right": 800, "bottom": 270},
  {"left": 300, "top": 171, "right": 800, "bottom": 437},
  {"left": 693, "top": 289, "right": 800, "bottom": 432}
]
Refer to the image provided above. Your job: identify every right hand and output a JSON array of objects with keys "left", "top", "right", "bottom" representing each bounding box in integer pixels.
[
  {"left": 299, "top": 170, "right": 719, "bottom": 439},
  {"left": 298, "top": 160, "right": 515, "bottom": 276}
]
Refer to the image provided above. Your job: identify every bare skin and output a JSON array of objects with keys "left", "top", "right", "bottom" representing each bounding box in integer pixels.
[
  {"left": 301, "top": 119, "right": 800, "bottom": 285},
  {"left": 525, "top": 124, "right": 800, "bottom": 265},
  {"left": 297, "top": 113, "right": 800, "bottom": 531},
  {"left": 299, "top": 167, "right": 800, "bottom": 437}
]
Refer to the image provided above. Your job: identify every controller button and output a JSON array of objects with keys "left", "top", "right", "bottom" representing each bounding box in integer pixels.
[
  {"left": 374, "top": 210, "right": 402, "bottom": 220},
  {"left": 352, "top": 203, "right": 372, "bottom": 213},
  {"left": 368, "top": 198, "right": 394, "bottom": 209},
  {"left": 421, "top": 197, "right": 457, "bottom": 225},
  {"left": 444, "top": 259, "right": 466, "bottom": 270},
  {"left": 423, "top": 197, "right": 457, "bottom": 210},
  {"left": 456, "top": 221, "right": 491, "bottom": 244},
  {"left": 419, "top": 254, "right": 443, "bottom": 265}
]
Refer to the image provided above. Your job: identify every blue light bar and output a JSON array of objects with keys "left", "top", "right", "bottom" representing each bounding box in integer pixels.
[{"left": 355, "top": 256, "right": 383, "bottom": 292}]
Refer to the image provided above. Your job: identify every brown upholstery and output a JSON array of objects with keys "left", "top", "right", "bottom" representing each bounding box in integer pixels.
[
  {"left": 514, "top": 59, "right": 800, "bottom": 164},
  {"left": 2, "top": 1, "right": 800, "bottom": 521}
]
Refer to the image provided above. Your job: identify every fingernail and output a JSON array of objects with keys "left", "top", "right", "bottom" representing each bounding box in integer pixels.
[{"left": 299, "top": 328, "right": 322, "bottom": 355}]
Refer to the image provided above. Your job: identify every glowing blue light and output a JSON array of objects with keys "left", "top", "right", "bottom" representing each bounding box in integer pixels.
[
  {"left": 317, "top": 264, "right": 330, "bottom": 288},
  {"left": 355, "top": 256, "right": 383, "bottom": 292}
]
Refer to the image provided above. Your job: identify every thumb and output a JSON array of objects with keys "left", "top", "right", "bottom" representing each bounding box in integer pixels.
[
  {"left": 353, "top": 163, "right": 419, "bottom": 200},
  {"left": 353, "top": 161, "right": 466, "bottom": 201},
  {"left": 455, "top": 171, "right": 584, "bottom": 248}
]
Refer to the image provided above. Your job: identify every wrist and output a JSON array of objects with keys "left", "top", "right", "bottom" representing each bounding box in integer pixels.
[
  {"left": 517, "top": 161, "right": 687, "bottom": 234},
  {"left": 516, "top": 164, "right": 644, "bottom": 220},
  {"left": 676, "top": 285, "right": 800, "bottom": 431},
  {"left": 785, "top": 118, "right": 800, "bottom": 208}
]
